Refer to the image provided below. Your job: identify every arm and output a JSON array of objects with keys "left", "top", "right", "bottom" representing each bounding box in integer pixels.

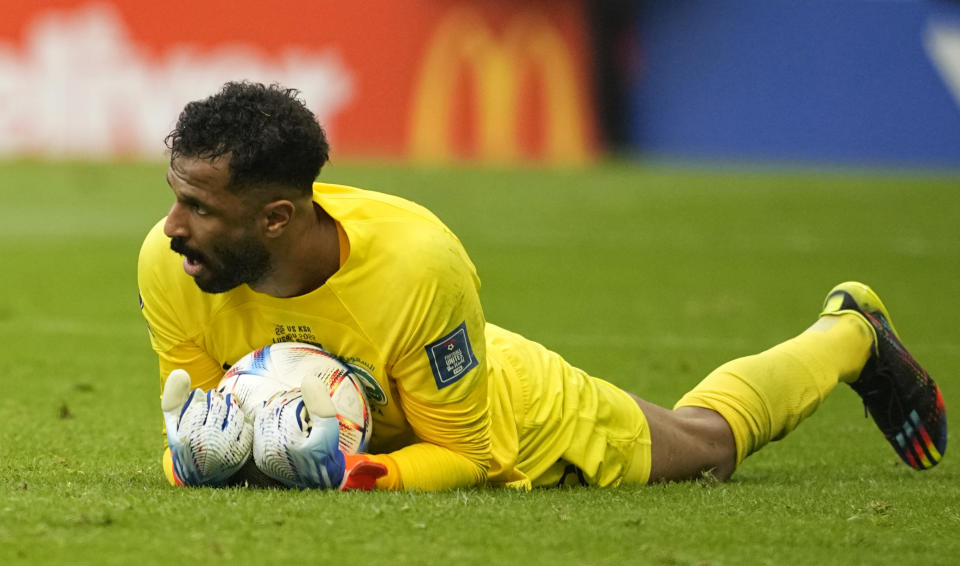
[
  {"left": 369, "top": 368, "right": 491, "bottom": 490},
  {"left": 245, "top": 343, "right": 487, "bottom": 491},
  {"left": 138, "top": 221, "right": 226, "bottom": 398},
  {"left": 139, "top": 223, "right": 234, "bottom": 483},
  {"left": 366, "top": 230, "right": 493, "bottom": 491}
]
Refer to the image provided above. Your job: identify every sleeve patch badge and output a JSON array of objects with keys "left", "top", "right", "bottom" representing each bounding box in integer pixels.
[{"left": 425, "top": 321, "right": 479, "bottom": 389}]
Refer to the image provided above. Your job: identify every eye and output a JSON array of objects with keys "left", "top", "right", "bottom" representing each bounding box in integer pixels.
[{"left": 192, "top": 203, "right": 210, "bottom": 216}]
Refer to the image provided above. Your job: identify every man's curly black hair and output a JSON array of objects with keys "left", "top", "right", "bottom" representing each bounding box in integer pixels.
[{"left": 165, "top": 81, "right": 329, "bottom": 196}]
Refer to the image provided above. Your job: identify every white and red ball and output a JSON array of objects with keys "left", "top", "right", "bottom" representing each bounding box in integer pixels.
[{"left": 217, "top": 342, "right": 372, "bottom": 454}]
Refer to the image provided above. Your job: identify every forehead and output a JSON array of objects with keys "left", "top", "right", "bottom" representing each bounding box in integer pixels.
[{"left": 167, "top": 155, "right": 232, "bottom": 195}]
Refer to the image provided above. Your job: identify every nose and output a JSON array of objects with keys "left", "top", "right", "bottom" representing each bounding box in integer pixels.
[{"left": 163, "top": 202, "right": 189, "bottom": 239}]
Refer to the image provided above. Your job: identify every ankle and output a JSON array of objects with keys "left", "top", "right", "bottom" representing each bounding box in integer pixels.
[{"left": 811, "top": 313, "right": 874, "bottom": 383}]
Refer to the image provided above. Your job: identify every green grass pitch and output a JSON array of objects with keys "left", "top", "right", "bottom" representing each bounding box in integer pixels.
[{"left": 0, "top": 159, "right": 957, "bottom": 565}]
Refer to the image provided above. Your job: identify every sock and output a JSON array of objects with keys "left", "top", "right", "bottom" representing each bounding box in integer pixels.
[{"left": 674, "top": 314, "right": 872, "bottom": 465}]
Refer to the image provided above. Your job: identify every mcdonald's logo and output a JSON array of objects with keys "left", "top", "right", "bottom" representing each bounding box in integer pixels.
[{"left": 409, "top": 7, "right": 595, "bottom": 163}]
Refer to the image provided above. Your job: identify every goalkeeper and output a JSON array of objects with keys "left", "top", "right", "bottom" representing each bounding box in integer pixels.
[{"left": 138, "top": 81, "right": 947, "bottom": 490}]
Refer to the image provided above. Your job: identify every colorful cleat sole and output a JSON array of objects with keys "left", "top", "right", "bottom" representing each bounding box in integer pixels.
[{"left": 821, "top": 281, "right": 947, "bottom": 470}]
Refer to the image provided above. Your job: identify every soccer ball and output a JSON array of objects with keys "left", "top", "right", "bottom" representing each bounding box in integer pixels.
[{"left": 218, "top": 342, "right": 372, "bottom": 454}]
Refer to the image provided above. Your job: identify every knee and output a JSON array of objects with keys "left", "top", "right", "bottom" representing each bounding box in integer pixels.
[
  {"left": 674, "top": 407, "right": 737, "bottom": 481},
  {"left": 632, "top": 397, "right": 738, "bottom": 483}
]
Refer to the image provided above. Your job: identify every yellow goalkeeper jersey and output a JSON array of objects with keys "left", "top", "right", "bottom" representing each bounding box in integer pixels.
[{"left": 138, "top": 183, "right": 651, "bottom": 490}]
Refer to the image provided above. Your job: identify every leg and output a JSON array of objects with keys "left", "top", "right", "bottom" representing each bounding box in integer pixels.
[
  {"left": 630, "top": 395, "right": 737, "bottom": 482},
  {"left": 634, "top": 311, "right": 872, "bottom": 482},
  {"left": 621, "top": 281, "right": 945, "bottom": 484}
]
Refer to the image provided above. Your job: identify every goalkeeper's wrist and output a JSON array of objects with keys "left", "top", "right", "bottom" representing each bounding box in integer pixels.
[
  {"left": 363, "top": 453, "right": 402, "bottom": 490},
  {"left": 340, "top": 453, "right": 390, "bottom": 491}
]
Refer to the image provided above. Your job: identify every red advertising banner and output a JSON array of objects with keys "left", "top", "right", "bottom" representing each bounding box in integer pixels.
[{"left": 0, "top": 0, "right": 596, "bottom": 163}]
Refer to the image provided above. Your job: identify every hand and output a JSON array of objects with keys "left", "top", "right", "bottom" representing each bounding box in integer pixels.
[
  {"left": 161, "top": 369, "right": 254, "bottom": 486},
  {"left": 252, "top": 375, "right": 386, "bottom": 490}
]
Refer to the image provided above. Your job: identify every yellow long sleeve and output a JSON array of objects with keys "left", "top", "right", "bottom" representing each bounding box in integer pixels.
[{"left": 369, "top": 443, "right": 486, "bottom": 490}]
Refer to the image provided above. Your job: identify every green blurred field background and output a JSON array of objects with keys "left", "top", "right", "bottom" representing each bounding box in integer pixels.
[{"left": 0, "top": 160, "right": 958, "bottom": 565}]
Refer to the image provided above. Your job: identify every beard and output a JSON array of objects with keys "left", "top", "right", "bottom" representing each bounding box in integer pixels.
[{"left": 170, "top": 233, "right": 272, "bottom": 294}]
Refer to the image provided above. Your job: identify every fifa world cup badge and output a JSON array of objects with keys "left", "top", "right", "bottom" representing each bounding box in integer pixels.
[{"left": 425, "top": 321, "right": 478, "bottom": 389}]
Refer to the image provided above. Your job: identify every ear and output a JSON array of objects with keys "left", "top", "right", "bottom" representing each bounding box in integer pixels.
[{"left": 261, "top": 200, "right": 296, "bottom": 238}]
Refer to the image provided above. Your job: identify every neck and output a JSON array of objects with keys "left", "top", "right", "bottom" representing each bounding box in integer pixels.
[{"left": 251, "top": 202, "right": 340, "bottom": 298}]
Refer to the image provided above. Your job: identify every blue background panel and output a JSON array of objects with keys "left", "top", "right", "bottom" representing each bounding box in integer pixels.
[{"left": 630, "top": 0, "right": 960, "bottom": 167}]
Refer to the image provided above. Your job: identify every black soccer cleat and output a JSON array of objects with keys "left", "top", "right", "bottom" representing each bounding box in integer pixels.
[{"left": 821, "top": 281, "right": 947, "bottom": 469}]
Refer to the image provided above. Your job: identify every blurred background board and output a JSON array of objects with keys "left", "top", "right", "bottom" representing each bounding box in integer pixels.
[
  {"left": 629, "top": 0, "right": 960, "bottom": 167},
  {"left": 3, "top": 0, "right": 960, "bottom": 167},
  {"left": 0, "top": 0, "right": 596, "bottom": 163}
]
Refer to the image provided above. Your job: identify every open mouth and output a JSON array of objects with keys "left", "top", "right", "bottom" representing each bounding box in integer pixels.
[
  {"left": 182, "top": 253, "right": 205, "bottom": 277},
  {"left": 170, "top": 237, "right": 207, "bottom": 277},
  {"left": 184, "top": 250, "right": 205, "bottom": 266}
]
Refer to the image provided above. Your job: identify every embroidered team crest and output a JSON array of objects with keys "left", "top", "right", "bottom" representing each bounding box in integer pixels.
[
  {"left": 347, "top": 363, "right": 388, "bottom": 406},
  {"left": 425, "top": 321, "right": 478, "bottom": 389}
]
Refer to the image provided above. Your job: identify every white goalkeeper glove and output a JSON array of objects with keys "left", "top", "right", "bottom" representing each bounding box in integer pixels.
[
  {"left": 252, "top": 374, "right": 386, "bottom": 490},
  {"left": 161, "top": 369, "right": 254, "bottom": 486}
]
